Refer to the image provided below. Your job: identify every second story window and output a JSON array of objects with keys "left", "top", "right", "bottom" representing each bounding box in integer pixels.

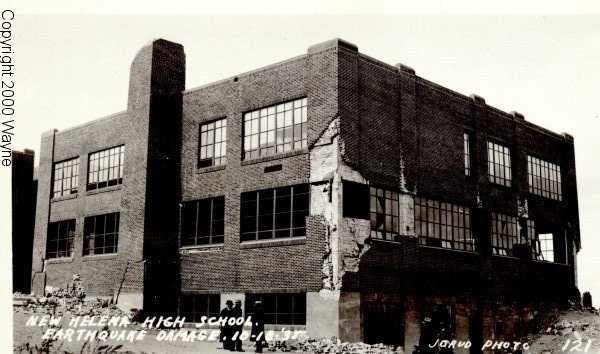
[
  {"left": 527, "top": 156, "right": 562, "bottom": 201},
  {"left": 84, "top": 213, "right": 120, "bottom": 256},
  {"left": 46, "top": 219, "right": 75, "bottom": 259},
  {"left": 181, "top": 196, "right": 225, "bottom": 246},
  {"left": 464, "top": 133, "right": 471, "bottom": 176},
  {"left": 491, "top": 213, "right": 517, "bottom": 256},
  {"left": 370, "top": 187, "right": 400, "bottom": 241},
  {"left": 87, "top": 145, "right": 124, "bottom": 191},
  {"left": 533, "top": 233, "right": 554, "bottom": 262},
  {"left": 415, "top": 197, "right": 474, "bottom": 251},
  {"left": 240, "top": 184, "right": 309, "bottom": 242},
  {"left": 199, "top": 118, "right": 227, "bottom": 168},
  {"left": 52, "top": 157, "right": 79, "bottom": 198},
  {"left": 243, "top": 97, "right": 307, "bottom": 159},
  {"left": 487, "top": 141, "right": 511, "bottom": 187}
]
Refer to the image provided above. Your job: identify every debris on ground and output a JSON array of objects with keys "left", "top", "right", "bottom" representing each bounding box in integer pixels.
[{"left": 269, "top": 338, "right": 404, "bottom": 353}]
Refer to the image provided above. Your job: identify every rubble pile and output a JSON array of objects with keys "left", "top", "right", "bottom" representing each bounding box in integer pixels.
[
  {"left": 270, "top": 338, "right": 404, "bottom": 354},
  {"left": 528, "top": 307, "right": 600, "bottom": 352},
  {"left": 13, "top": 274, "right": 128, "bottom": 319}
]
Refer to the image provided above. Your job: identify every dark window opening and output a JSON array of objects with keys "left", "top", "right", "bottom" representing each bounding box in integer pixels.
[
  {"left": 83, "top": 213, "right": 119, "bottom": 256},
  {"left": 343, "top": 180, "right": 370, "bottom": 219},
  {"left": 180, "top": 294, "right": 221, "bottom": 322},
  {"left": 245, "top": 293, "right": 306, "bottom": 325},
  {"left": 181, "top": 196, "right": 225, "bottom": 247}
]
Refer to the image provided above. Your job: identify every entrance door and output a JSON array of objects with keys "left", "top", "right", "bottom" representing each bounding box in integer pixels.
[{"left": 363, "top": 301, "right": 404, "bottom": 347}]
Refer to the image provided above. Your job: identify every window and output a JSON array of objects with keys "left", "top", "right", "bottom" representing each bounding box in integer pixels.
[
  {"left": 180, "top": 294, "right": 221, "bottom": 322},
  {"left": 534, "top": 233, "right": 554, "bottom": 262},
  {"left": 464, "top": 133, "right": 471, "bottom": 176},
  {"left": 487, "top": 142, "right": 511, "bottom": 186},
  {"left": 240, "top": 184, "right": 309, "bottom": 242},
  {"left": 52, "top": 157, "right": 79, "bottom": 198},
  {"left": 181, "top": 196, "right": 225, "bottom": 246},
  {"left": 46, "top": 219, "right": 75, "bottom": 259},
  {"left": 527, "top": 156, "right": 562, "bottom": 200},
  {"left": 243, "top": 97, "right": 307, "bottom": 159},
  {"left": 245, "top": 293, "right": 306, "bottom": 325},
  {"left": 491, "top": 213, "right": 517, "bottom": 256},
  {"left": 199, "top": 118, "right": 227, "bottom": 167},
  {"left": 83, "top": 213, "right": 120, "bottom": 256},
  {"left": 87, "top": 145, "right": 124, "bottom": 191},
  {"left": 415, "top": 197, "right": 474, "bottom": 251},
  {"left": 370, "top": 187, "right": 400, "bottom": 241}
]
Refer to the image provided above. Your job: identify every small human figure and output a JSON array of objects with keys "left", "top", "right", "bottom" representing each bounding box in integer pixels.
[
  {"left": 419, "top": 317, "right": 437, "bottom": 354},
  {"left": 220, "top": 300, "right": 234, "bottom": 350},
  {"left": 250, "top": 301, "right": 265, "bottom": 353},
  {"left": 231, "top": 299, "right": 244, "bottom": 352}
]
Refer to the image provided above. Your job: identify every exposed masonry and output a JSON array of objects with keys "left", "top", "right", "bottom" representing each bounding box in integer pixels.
[{"left": 309, "top": 116, "right": 416, "bottom": 292}]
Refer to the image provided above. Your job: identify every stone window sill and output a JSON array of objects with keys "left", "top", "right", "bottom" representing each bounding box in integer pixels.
[
  {"left": 86, "top": 184, "right": 123, "bottom": 196},
  {"left": 240, "top": 237, "right": 306, "bottom": 249},
  {"left": 46, "top": 257, "right": 74, "bottom": 264},
  {"left": 82, "top": 253, "right": 118, "bottom": 261},
  {"left": 241, "top": 149, "right": 308, "bottom": 166},
  {"left": 50, "top": 193, "right": 78, "bottom": 203},
  {"left": 196, "top": 165, "right": 226, "bottom": 174},
  {"left": 180, "top": 244, "right": 224, "bottom": 253}
]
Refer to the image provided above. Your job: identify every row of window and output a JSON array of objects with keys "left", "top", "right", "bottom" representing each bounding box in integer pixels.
[
  {"left": 463, "top": 133, "right": 563, "bottom": 201},
  {"left": 180, "top": 293, "right": 306, "bottom": 325},
  {"left": 47, "top": 184, "right": 311, "bottom": 258},
  {"left": 52, "top": 145, "right": 125, "bottom": 198},
  {"left": 182, "top": 184, "right": 310, "bottom": 247},
  {"left": 46, "top": 213, "right": 120, "bottom": 259},
  {"left": 355, "top": 184, "right": 556, "bottom": 261}
]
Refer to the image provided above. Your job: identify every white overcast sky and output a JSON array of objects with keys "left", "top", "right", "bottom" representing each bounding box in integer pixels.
[{"left": 1, "top": 0, "right": 599, "bottom": 347}]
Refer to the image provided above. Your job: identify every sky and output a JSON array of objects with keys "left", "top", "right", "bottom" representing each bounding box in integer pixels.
[{"left": 0, "top": 0, "right": 599, "bottom": 349}]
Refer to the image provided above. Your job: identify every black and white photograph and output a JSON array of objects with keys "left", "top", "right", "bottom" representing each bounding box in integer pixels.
[{"left": 1, "top": 1, "right": 599, "bottom": 353}]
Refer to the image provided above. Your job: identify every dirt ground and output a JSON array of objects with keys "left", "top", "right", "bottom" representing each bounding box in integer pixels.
[{"left": 527, "top": 309, "right": 600, "bottom": 353}]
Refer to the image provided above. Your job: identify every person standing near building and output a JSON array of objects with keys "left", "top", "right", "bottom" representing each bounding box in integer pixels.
[
  {"left": 231, "top": 299, "right": 244, "bottom": 352},
  {"left": 250, "top": 301, "right": 265, "bottom": 353},
  {"left": 220, "top": 300, "right": 234, "bottom": 350}
]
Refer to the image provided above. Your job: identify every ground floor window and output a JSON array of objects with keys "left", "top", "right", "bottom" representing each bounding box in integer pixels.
[
  {"left": 245, "top": 293, "right": 306, "bottom": 325},
  {"left": 180, "top": 294, "right": 221, "bottom": 322},
  {"left": 46, "top": 219, "right": 76, "bottom": 259},
  {"left": 83, "top": 213, "right": 120, "bottom": 255}
]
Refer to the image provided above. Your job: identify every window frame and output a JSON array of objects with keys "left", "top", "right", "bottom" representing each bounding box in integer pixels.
[
  {"left": 414, "top": 196, "right": 474, "bottom": 251},
  {"left": 240, "top": 184, "right": 310, "bottom": 242},
  {"left": 87, "top": 145, "right": 125, "bottom": 191},
  {"left": 180, "top": 196, "right": 225, "bottom": 247},
  {"left": 180, "top": 294, "right": 221, "bottom": 323},
  {"left": 464, "top": 132, "right": 472, "bottom": 177},
  {"left": 198, "top": 118, "right": 227, "bottom": 168},
  {"left": 487, "top": 141, "right": 512, "bottom": 187},
  {"left": 245, "top": 293, "right": 306, "bottom": 325},
  {"left": 242, "top": 97, "right": 308, "bottom": 160},
  {"left": 51, "top": 156, "right": 80, "bottom": 198},
  {"left": 527, "top": 155, "right": 562, "bottom": 201},
  {"left": 83, "top": 212, "right": 120, "bottom": 256},
  {"left": 533, "top": 232, "right": 554, "bottom": 262},
  {"left": 369, "top": 186, "right": 400, "bottom": 241},
  {"left": 46, "top": 219, "right": 76, "bottom": 259}
]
